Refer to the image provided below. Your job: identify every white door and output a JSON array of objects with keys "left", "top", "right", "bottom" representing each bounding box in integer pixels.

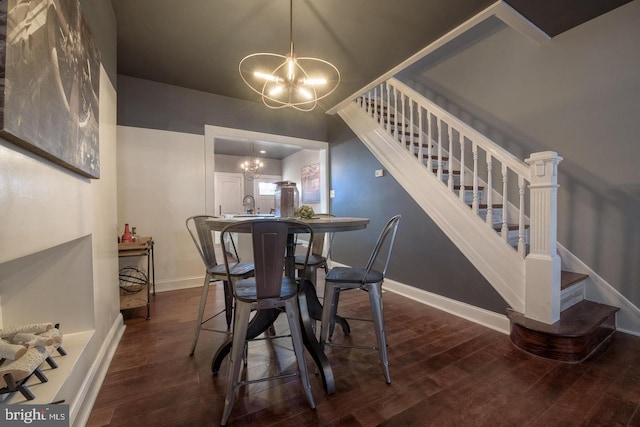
[
  {"left": 214, "top": 172, "right": 244, "bottom": 216},
  {"left": 253, "top": 175, "right": 281, "bottom": 214}
]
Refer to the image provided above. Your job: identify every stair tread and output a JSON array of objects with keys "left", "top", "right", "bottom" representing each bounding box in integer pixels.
[
  {"left": 414, "top": 153, "right": 449, "bottom": 161},
  {"left": 433, "top": 169, "right": 461, "bottom": 175},
  {"left": 455, "top": 185, "right": 484, "bottom": 190},
  {"left": 507, "top": 300, "right": 619, "bottom": 337},
  {"left": 561, "top": 270, "right": 589, "bottom": 290},
  {"left": 392, "top": 129, "right": 420, "bottom": 137},
  {"left": 468, "top": 203, "right": 504, "bottom": 209},
  {"left": 493, "top": 223, "right": 529, "bottom": 231}
]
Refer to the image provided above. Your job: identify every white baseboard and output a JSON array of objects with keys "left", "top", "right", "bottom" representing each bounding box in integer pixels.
[
  {"left": 155, "top": 276, "right": 204, "bottom": 293},
  {"left": 72, "top": 314, "right": 126, "bottom": 427},
  {"left": 329, "top": 261, "right": 510, "bottom": 335},
  {"left": 383, "top": 278, "right": 511, "bottom": 335}
]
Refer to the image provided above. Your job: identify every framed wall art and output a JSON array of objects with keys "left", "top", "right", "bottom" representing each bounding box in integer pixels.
[
  {"left": 301, "top": 162, "right": 320, "bottom": 204},
  {"left": 0, "top": 0, "right": 101, "bottom": 178}
]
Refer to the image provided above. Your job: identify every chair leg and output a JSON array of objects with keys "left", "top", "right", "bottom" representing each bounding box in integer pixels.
[
  {"left": 328, "top": 286, "right": 341, "bottom": 339},
  {"left": 190, "top": 273, "right": 212, "bottom": 355},
  {"left": 221, "top": 301, "right": 251, "bottom": 426},
  {"left": 284, "top": 298, "right": 316, "bottom": 410},
  {"left": 367, "top": 282, "right": 390, "bottom": 384},
  {"left": 319, "top": 282, "right": 336, "bottom": 348},
  {"left": 223, "top": 279, "right": 234, "bottom": 330}
]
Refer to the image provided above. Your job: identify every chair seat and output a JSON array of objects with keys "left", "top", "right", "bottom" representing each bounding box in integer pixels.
[
  {"left": 234, "top": 276, "right": 299, "bottom": 303},
  {"left": 325, "top": 267, "right": 384, "bottom": 284},
  {"left": 294, "top": 254, "right": 326, "bottom": 267},
  {"left": 209, "top": 261, "right": 254, "bottom": 277}
]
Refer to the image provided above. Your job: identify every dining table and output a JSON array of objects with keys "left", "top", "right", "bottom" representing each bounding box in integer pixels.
[{"left": 206, "top": 215, "right": 369, "bottom": 395}]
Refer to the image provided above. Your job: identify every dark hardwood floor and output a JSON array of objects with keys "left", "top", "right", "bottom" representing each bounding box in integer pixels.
[{"left": 87, "top": 271, "right": 640, "bottom": 426}]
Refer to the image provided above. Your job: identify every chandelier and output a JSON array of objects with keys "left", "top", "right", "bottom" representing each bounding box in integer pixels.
[
  {"left": 240, "top": 141, "right": 264, "bottom": 180},
  {"left": 238, "top": 0, "right": 340, "bottom": 112}
]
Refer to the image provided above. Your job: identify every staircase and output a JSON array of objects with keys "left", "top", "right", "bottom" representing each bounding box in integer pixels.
[{"left": 338, "top": 78, "right": 618, "bottom": 362}]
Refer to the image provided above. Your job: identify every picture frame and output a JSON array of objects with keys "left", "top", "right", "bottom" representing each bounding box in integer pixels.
[
  {"left": 301, "top": 163, "right": 320, "bottom": 203},
  {"left": 0, "top": 0, "right": 101, "bottom": 178}
]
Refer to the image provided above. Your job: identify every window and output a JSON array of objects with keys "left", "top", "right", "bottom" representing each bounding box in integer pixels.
[{"left": 258, "top": 181, "right": 277, "bottom": 196}]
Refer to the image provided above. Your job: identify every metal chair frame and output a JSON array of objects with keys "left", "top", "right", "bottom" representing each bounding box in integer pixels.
[
  {"left": 220, "top": 219, "right": 316, "bottom": 425},
  {"left": 319, "top": 214, "right": 401, "bottom": 384},
  {"left": 186, "top": 215, "right": 254, "bottom": 356}
]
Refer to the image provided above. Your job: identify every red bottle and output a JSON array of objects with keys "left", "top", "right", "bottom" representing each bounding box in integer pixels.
[{"left": 121, "top": 224, "right": 133, "bottom": 243}]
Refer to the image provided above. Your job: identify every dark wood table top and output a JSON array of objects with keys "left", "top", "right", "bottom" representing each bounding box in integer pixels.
[{"left": 205, "top": 216, "right": 369, "bottom": 233}]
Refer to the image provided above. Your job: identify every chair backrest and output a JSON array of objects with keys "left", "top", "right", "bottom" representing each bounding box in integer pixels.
[
  {"left": 311, "top": 213, "right": 334, "bottom": 258},
  {"left": 187, "top": 215, "right": 243, "bottom": 271},
  {"left": 186, "top": 215, "right": 219, "bottom": 271},
  {"left": 363, "top": 215, "right": 401, "bottom": 279},
  {"left": 295, "top": 213, "right": 333, "bottom": 258},
  {"left": 221, "top": 219, "right": 313, "bottom": 300}
]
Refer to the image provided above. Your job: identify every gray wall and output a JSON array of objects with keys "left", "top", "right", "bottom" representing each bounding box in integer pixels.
[
  {"left": 400, "top": 2, "right": 640, "bottom": 306},
  {"left": 328, "top": 120, "right": 508, "bottom": 313},
  {"left": 117, "top": 75, "right": 329, "bottom": 141},
  {"left": 80, "top": 0, "right": 117, "bottom": 86}
]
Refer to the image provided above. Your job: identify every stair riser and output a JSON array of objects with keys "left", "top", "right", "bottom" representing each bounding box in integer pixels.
[
  {"left": 561, "top": 282, "right": 585, "bottom": 311},
  {"left": 422, "top": 158, "right": 449, "bottom": 171},
  {"left": 454, "top": 189, "right": 484, "bottom": 205},
  {"left": 509, "top": 314, "right": 616, "bottom": 363},
  {"left": 502, "top": 228, "right": 528, "bottom": 247},
  {"left": 478, "top": 208, "right": 503, "bottom": 226},
  {"left": 440, "top": 173, "right": 461, "bottom": 186}
]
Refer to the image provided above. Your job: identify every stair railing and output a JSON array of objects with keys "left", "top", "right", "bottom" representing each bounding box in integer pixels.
[
  {"left": 361, "top": 78, "right": 533, "bottom": 256},
  {"left": 355, "top": 77, "right": 563, "bottom": 323}
]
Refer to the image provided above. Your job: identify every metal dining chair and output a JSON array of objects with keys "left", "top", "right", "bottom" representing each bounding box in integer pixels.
[
  {"left": 220, "top": 219, "right": 316, "bottom": 426},
  {"left": 294, "top": 213, "right": 334, "bottom": 286},
  {"left": 319, "top": 214, "right": 401, "bottom": 384},
  {"left": 186, "top": 215, "right": 254, "bottom": 356}
]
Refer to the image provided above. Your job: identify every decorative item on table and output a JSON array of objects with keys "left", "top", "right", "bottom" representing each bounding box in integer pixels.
[
  {"left": 274, "top": 181, "right": 299, "bottom": 217},
  {"left": 295, "top": 205, "right": 315, "bottom": 219},
  {"left": 121, "top": 223, "right": 133, "bottom": 243},
  {"left": 119, "top": 266, "right": 148, "bottom": 294}
]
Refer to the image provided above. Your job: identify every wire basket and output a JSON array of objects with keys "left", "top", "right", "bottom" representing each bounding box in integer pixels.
[{"left": 119, "top": 266, "right": 148, "bottom": 294}]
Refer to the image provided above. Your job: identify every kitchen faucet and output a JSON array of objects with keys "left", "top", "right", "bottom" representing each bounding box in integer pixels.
[{"left": 242, "top": 195, "right": 255, "bottom": 214}]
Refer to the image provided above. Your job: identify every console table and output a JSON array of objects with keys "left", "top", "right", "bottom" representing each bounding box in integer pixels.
[{"left": 118, "top": 237, "right": 155, "bottom": 319}]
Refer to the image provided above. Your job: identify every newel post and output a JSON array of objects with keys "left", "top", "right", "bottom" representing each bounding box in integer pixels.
[{"left": 524, "top": 151, "right": 563, "bottom": 324}]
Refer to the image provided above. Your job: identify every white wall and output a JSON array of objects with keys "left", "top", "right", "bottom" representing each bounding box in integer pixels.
[
  {"left": 409, "top": 1, "right": 640, "bottom": 307},
  {"left": 117, "top": 125, "right": 330, "bottom": 292},
  {"left": 117, "top": 126, "right": 206, "bottom": 291},
  {"left": 0, "top": 64, "right": 121, "bottom": 423},
  {"left": 282, "top": 149, "right": 329, "bottom": 214}
]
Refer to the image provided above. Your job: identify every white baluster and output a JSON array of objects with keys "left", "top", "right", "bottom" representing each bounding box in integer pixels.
[
  {"left": 459, "top": 135, "right": 465, "bottom": 202},
  {"left": 427, "top": 111, "right": 433, "bottom": 170},
  {"left": 379, "top": 83, "right": 385, "bottom": 125},
  {"left": 437, "top": 117, "right": 443, "bottom": 180},
  {"left": 393, "top": 86, "right": 398, "bottom": 141},
  {"left": 372, "top": 86, "right": 377, "bottom": 120},
  {"left": 386, "top": 81, "right": 392, "bottom": 136},
  {"left": 418, "top": 107, "right": 424, "bottom": 166},
  {"left": 501, "top": 164, "right": 509, "bottom": 240},
  {"left": 486, "top": 156, "right": 493, "bottom": 225},
  {"left": 447, "top": 125, "right": 454, "bottom": 190},
  {"left": 409, "top": 100, "right": 414, "bottom": 152},
  {"left": 401, "top": 94, "right": 406, "bottom": 146},
  {"left": 472, "top": 142, "right": 479, "bottom": 212},
  {"left": 518, "top": 175, "right": 526, "bottom": 256}
]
